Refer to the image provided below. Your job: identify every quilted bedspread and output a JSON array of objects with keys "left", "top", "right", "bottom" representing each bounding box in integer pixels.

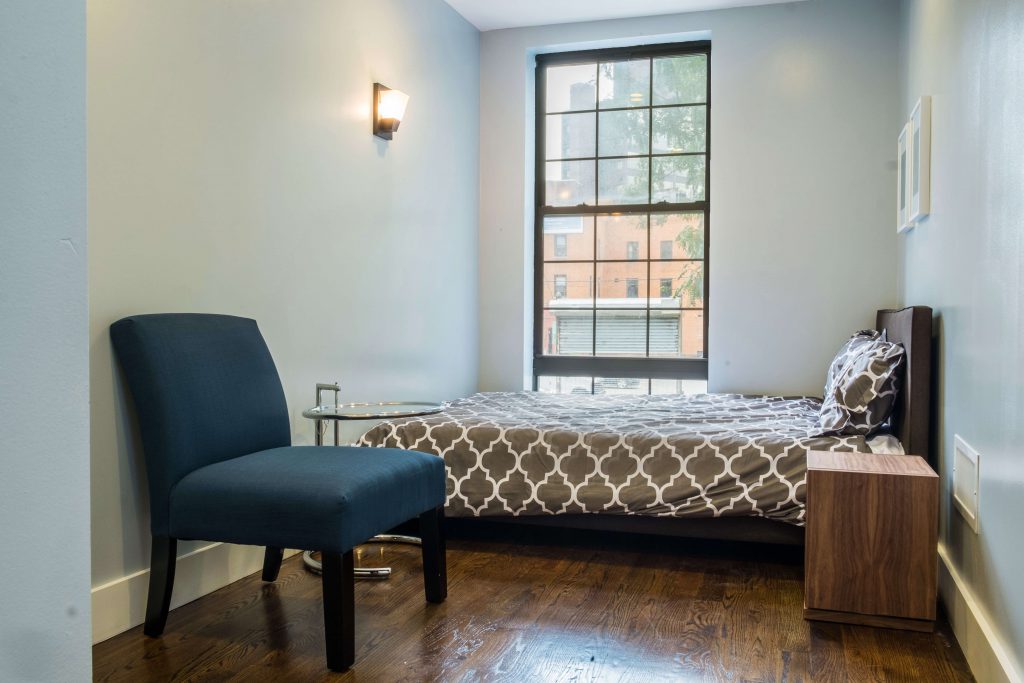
[{"left": 357, "top": 392, "right": 868, "bottom": 525}]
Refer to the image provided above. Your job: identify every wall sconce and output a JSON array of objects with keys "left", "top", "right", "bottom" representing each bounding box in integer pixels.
[{"left": 373, "top": 83, "right": 409, "bottom": 140}]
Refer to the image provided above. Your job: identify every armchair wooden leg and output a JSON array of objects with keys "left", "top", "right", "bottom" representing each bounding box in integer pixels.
[
  {"left": 262, "top": 547, "right": 284, "bottom": 582},
  {"left": 144, "top": 536, "right": 177, "bottom": 637},
  {"left": 420, "top": 506, "right": 447, "bottom": 604},
  {"left": 321, "top": 550, "right": 355, "bottom": 672}
]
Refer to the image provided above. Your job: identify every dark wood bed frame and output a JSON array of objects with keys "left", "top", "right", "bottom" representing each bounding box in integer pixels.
[{"left": 457, "top": 306, "right": 933, "bottom": 547}]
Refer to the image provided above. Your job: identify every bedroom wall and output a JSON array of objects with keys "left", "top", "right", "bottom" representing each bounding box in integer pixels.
[
  {"left": 88, "top": 0, "right": 479, "bottom": 641},
  {"left": 477, "top": 0, "right": 902, "bottom": 395},
  {"left": 0, "top": 1, "right": 92, "bottom": 680},
  {"left": 898, "top": 1, "right": 1024, "bottom": 680}
]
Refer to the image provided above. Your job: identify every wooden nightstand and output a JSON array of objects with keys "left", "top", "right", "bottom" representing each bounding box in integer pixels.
[{"left": 804, "top": 450, "right": 939, "bottom": 632}]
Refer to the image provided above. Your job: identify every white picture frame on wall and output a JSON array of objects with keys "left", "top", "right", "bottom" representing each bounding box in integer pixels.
[
  {"left": 909, "top": 96, "right": 931, "bottom": 223},
  {"left": 897, "top": 120, "right": 913, "bottom": 233}
]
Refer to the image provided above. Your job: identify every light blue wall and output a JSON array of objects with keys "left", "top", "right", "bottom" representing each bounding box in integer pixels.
[
  {"left": 88, "top": 0, "right": 479, "bottom": 625},
  {"left": 478, "top": 0, "right": 903, "bottom": 394},
  {"left": 899, "top": 0, "right": 1024, "bottom": 677},
  {"left": 0, "top": 1, "right": 92, "bottom": 680}
]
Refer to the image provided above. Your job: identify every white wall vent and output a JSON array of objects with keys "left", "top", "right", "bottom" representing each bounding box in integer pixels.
[{"left": 952, "top": 434, "right": 980, "bottom": 534}]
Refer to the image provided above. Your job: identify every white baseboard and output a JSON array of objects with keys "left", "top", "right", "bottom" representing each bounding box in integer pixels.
[
  {"left": 938, "top": 543, "right": 1022, "bottom": 683},
  {"left": 91, "top": 543, "right": 299, "bottom": 644}
]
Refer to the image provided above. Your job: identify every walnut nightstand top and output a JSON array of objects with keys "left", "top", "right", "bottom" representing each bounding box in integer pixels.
[{"left": 807, "top": 450, "right": 937, "bottom": 478}]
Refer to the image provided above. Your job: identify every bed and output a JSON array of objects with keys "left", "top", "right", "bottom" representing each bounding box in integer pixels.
[{"left": 359, "top": 307, "right": 932, "bottom": 545}]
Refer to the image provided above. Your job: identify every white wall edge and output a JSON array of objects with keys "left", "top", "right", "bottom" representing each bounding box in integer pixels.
[
  {"left": 91, "top": 542, "right": 299, "bottom": 644},
  {"left": 939, "top": 543, "right": 1022, "bottom": 683}
]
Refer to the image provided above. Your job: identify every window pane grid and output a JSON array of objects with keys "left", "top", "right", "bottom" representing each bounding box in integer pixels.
[
  {"left": 540, "top": 239, "right": 705, "bottom": 332},
  {"left": 544, "top": 54, "right": 707, "bottom": 208},
  {"left": 537, "top": 376, "right": 710, "bottom": 396},
  {"left": 544, "top": 159, "right": 707, "bottom": 207},
  {"left": 537, "top": 43, "right": 709, "bottom": 388}
]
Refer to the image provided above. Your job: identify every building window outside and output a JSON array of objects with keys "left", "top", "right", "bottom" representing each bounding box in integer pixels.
[
  {"left": 660, "top": 240, "right": 673, "bottom": 259},
  {"left": 660, "top": 278, "right": 673, "bottom": 298},
  {"left": 554, "top": 274, "right": 567, "bottom": 299},
  {"left": 554, "top": 234, "right": 567, "bottom": 257},
  {"left": 626, "top": 278, "right": 639, "bottom": 298}
]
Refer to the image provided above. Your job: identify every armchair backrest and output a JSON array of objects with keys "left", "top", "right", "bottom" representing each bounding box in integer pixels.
[{"left": 110, "top": 314, "right": 291, "bottom": 536}]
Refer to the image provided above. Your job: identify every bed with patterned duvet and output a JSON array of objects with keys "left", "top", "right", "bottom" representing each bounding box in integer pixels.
[{"left": 357, "top": 391, "right": 899, "bottom": 526}]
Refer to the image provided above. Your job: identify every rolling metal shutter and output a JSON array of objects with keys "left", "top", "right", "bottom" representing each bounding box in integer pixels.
[{"left": 555, "top": 312, "right": 680, "bottom": 356}]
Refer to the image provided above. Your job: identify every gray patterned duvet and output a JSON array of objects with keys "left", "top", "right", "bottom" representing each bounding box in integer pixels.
[{"left": 358, "top": 392, "right": 868, "bottom": 525}]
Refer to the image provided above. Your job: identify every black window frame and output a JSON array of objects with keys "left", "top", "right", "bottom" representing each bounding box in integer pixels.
[{"left": 533, "top": 40, "right": 711, "bottom": 385}]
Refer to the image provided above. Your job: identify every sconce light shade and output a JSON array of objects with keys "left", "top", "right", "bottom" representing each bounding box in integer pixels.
[{"left": 373, "top": 83, "right": 409, "bottom": 140}]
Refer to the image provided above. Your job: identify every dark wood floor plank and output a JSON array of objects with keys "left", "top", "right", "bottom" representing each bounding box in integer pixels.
[{"left": 93, "top": 532, "right": 974, "bottom": 683}]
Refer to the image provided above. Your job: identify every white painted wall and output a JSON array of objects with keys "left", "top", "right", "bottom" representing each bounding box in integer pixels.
[
  {"left": 88, "top": 0, "right": 479, "bottom": 639},
  {"left": 899, "top": 1, "right": 1024, "bottom": 679},
  {"left": 478, "top": 0, "right": 902, "bottom": 395},
  {"left": 0, "top": 1, "right": 92, "bottom": 680}
]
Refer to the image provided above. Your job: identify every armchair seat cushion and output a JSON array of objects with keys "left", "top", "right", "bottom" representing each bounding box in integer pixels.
[{"left": 169, "top": 446, "right": 444, "bottom": 553}]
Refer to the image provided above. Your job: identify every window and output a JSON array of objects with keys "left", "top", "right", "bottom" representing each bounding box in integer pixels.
[
  {"left": 553, "top": 274, "right": 567, "bottom": 299},
  {"left": 554, "top": 234, "right": 567, "bottom": 257},
  {"left": 535, "top": 41, "right": 710, "bottom": 393}
]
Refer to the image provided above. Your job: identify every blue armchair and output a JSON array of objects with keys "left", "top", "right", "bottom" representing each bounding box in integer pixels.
[{"left": 110, "top": 313, "right": 447, "bottom": 672}]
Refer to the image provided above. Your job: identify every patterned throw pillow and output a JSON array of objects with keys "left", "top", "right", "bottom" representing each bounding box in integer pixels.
[
  {"left": 819, "top": 337, "right": 905, "bottom": 435},
  {"left": 822, "top": 330, "right": 881, "bottom": 399}
]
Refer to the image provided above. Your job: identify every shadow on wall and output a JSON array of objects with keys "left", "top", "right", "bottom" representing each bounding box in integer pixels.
[{"left": 108, "top": 344, "right": 152, "bottom": 577}]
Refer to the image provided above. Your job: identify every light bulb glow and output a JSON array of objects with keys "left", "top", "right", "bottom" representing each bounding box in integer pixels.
[
  {"left": 378, "top": 89, "right": 409, "bottom": 122},
  {"left": 373, "top": 83, "right": 410, "bottom": 140}
]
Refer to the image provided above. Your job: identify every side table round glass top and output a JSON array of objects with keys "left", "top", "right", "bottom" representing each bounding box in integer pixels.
[
  {"left": 303, "top": 401, "right": 443, "bottom": 431},
  {"left": 301, "top": 396, "right": 444, "bottom": 578}
]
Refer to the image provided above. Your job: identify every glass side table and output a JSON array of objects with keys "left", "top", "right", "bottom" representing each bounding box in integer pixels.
[{"left": 301, "top": 383, "right": 443, "bottom": 579}]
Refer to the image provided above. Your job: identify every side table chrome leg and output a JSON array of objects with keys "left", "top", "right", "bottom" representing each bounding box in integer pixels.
[{"left": 303, "top": 535, "right": 421, "bottom": 579}]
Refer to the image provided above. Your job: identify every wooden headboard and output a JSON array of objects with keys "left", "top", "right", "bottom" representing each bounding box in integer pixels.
[{"left": 876, "top": 306, "right": 933, "bottom": 460}]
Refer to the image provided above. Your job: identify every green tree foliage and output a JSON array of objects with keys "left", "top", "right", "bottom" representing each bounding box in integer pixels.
[
  {"left": 596, "top": 55, "right": 707, "bottom": 204},
  {"left": 594, "top": 54, "right": 707, "bottom": 306},
  {"left": 674, "top": 224, "right": 704, "bottom": 305}
]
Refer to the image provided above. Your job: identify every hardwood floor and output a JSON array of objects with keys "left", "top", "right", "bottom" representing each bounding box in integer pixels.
[{"left": 93, "top": 525, "right": 973, "bottom": 682}]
